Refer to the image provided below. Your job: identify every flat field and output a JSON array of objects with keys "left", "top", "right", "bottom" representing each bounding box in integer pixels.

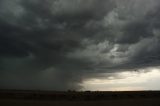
[{"left": 0, "top": 90, "right": 160, "bottom": 106}]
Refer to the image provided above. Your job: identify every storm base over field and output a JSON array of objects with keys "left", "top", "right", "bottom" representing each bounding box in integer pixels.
[{"left": 0, "top": 0, "right": 160, "bottom": 91}]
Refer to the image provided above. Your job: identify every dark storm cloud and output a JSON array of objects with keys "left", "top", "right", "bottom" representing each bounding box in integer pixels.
[{"left": 0, "top": 0, "right": 160, "bottom": 90}]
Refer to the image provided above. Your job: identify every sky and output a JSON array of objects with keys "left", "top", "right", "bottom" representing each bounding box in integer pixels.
[{"left": 0, "top": 0, "right": 160, "bottom": 91}]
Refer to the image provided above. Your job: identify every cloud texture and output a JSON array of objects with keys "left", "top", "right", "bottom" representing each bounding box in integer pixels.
[{"left": 0, "top": 0, "right": 160, "bottom": 90}]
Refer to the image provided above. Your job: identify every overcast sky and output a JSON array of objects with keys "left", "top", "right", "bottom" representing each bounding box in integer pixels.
[{"left": 0, "top": 0, "right": 160, "bottom": 91}]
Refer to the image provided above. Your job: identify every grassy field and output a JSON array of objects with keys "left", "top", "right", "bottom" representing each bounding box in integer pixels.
[{"left": 0, "top": 90, "right": 160, "bottom": 106}]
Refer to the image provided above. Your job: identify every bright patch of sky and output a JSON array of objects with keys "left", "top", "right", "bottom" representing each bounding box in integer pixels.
[{"left": 83, "top": 67, "right": 160, "bottom": 91}]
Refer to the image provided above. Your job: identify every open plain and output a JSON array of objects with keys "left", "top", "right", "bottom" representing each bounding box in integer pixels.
[{"left": 0, "top": 90, "right": 160, "bottom": 106}]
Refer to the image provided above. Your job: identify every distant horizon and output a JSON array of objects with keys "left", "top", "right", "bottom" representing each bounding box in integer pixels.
[{"left": 1, "top": 89, "right": 160, "bottom": 92}]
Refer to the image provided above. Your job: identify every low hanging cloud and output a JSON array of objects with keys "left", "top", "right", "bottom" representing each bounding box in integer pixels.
[{"left": 0, "top": 0, "right": 160, "bottom": 90}]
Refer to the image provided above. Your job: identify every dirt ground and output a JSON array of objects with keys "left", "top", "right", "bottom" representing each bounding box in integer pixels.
[{"left": 0, "top": 98, "right": 160, "bottom": 106}]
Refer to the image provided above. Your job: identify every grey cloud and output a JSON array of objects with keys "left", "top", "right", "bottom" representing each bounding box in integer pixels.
[{"left": 0, "top": 0, "right": 160, "bottom": 90}]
